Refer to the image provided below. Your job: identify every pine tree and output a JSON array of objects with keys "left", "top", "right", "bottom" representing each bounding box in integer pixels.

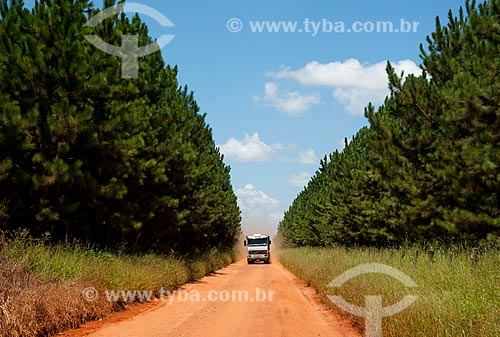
[
  {"left": 279, "top": 0, "right": 500, "bottom": 247},
  {"left": 0, "top": 0, "right": 241, "bottom": 253}
]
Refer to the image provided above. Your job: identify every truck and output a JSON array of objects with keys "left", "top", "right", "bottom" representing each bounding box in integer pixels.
[{"left": 244, "top": 234, "right": 271, "bottom": 264}]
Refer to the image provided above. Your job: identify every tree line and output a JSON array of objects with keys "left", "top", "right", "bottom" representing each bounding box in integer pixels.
[
  {"left": 278, "top": 0, "right": 500, "bottom": 247},
  {"left": 0, "top": 0, "right": 241, "bottom": 254}
]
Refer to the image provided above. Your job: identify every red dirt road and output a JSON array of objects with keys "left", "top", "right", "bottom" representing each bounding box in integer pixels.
[{"left": 63, "top": 259, "right": 360, "bottom": 337}]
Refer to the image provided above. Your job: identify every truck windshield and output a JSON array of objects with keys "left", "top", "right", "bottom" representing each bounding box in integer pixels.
[{"left": 248, "top": 238, "right": 268, "bottom": 246}]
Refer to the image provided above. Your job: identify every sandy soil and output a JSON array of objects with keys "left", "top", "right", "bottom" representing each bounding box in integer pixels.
[{"left": 61, "top": 258, "right": 360, "bottom": 337}]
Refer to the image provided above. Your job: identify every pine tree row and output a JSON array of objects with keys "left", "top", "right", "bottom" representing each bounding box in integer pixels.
[
  {"left": 278, "top": 0, "right": 500, "bottom": 247},
  {"left": 0, "top": 0, "right": 241, "bottom": 253}
]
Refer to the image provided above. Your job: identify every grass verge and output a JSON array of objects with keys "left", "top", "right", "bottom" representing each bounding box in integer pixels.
[
  {"left": 280, "top": 246, "right": 500, "bottom": 337},
  {"left": 0, "top": 231, "right": 236, "bottom": 337}
]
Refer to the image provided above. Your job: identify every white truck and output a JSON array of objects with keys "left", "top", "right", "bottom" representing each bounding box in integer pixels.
[{"left": 244, "top": 234, "right": 271, "bottom": 264}]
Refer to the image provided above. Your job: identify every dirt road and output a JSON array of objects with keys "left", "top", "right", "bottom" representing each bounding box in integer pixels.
[{"left": 64, "top": 259, "right": 360, "bottom": 337}]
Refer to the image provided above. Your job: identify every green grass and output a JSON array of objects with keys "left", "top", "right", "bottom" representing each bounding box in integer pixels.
[
  {"left": 0, "top": 231, "right": 237, "bottom": 337},
  {"left": 6, "top": 231, "right": 234, "bottom": 292},
  {"left": 280, "top": 246, "right": 500, "bottom": 337}
]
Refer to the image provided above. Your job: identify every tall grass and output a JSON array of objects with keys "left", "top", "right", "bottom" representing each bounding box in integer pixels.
[
  {"left": 0, "top": 231, "right": 236, "bottom": 337},
  {"left": 280, "top": 246, "right": 500, "bottom": 337}
]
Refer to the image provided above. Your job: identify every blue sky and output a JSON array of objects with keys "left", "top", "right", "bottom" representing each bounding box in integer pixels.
[{"left": 28, "top": 0, "right": 465, "bottom": 235}]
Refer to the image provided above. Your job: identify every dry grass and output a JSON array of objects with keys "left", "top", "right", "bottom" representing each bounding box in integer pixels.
[
  {"left": 0, "top": 232, "right": 236, "bottom": 336},
  {"left": 0, "top": 244, "right": 117, "bottom": 337}
]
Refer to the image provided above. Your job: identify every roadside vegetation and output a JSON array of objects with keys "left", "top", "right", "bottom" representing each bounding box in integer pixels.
[
  {"left": 0, "top": 231, "right": 236, "bottom": 337},
  {"left": 0, "top": 1, "right": 241, "bottom": 335},
  {"left": 0, "top": 0, "right": 241, "bottom": 254},
  {"left": 280, "top": 246, "right": 500, "bottom": 337},
  {"left": 278, "top": 2, "right": 500, "bottom": 335}
]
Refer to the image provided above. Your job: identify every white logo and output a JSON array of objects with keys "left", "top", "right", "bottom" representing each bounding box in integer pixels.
[
  {"left": 84, "top": 3, "right": 175, "bottom": 78},
  {"left": 327, "top": 263, "right": 418, "bottom": 337},
  {"left": 226, "top": 18, "right": 243, "bottom": 33}
]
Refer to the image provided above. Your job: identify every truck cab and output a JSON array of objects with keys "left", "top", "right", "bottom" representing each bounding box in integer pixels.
[{"left": 244, "top": 234, "right": 271, "bottom": 264}]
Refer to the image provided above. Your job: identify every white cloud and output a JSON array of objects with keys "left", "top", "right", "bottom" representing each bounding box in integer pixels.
[
  {"left": 297, "top": 148, "right": 317, "bottom": 164},
  {"left": 218, "top": 132, "right": 278, "bottom": 162},
  {"left": 236, "top": 184, "right": 280, "bottom": 212},
  {"left": 268, "top": 59, "right": 421, "bottom": 115},
  {"left": 333, "top": 86, "right": 387, "bottom": 115},
  {"left": 236, "top": 184, "right": 283, "bottom": 234},
  {"left": 288, "top": 172, "right": 311, "bottom": 187},
  {"left": 254, "top": 82, "right": 320, "bottom": 116},
  {"left": 219, "top": 133, "right": 319, "bottom": 165}
]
